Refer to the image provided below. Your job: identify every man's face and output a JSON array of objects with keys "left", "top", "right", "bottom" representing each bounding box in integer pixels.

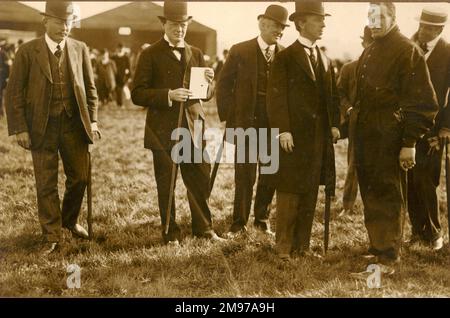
[
  {"left": 368, "top": 4, "right": 394, "bottom": 39},
  {"left": 298, "top": 15, "right": 326, "bottom": 43},
  {"left": 260, "top": 18, "right": 285, "bottom": 45},
  {"left": 164, "top": 20, "right": 189, "bottom": 45},
  {"left": 417, "top": 23, "right": 444, "bottom": 43},
  {"left": 44, "top": 16, "right": 73, "bottom": 43}
]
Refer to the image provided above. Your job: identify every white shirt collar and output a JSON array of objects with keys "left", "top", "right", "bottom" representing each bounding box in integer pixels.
[
  {"left": 297, "top": 34, "right": 316, "bottom": 49},
  {"left": 45, "top": 33, "right": 66, "bottom": 54},
  {"left": 164, "top": 34, "right": 185, "bottom": 48},
  {"left": 257, "top": 36, "right": 275, "bottom": 52}
]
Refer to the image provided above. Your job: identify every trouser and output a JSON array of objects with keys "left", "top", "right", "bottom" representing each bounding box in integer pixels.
[
  {"left": 407, "top": 136, "right": 442, "bottom": 242},
  {"left": 31, "top": 112, "right": 88, "bottom": 243},
  {"left": 275, "top": 189, "right": 320, "bottom": 255},
  {"left": 355, "top": 123, "right": 405, "bottom": 263},
  {"left": 115, "top": 84, "right": 124, "bottom": 106},
  {"left": 343, "top": 133, "right": 358, "bottom": 211},
  {"left": 152, "top": 147, "right": 213, "bottom": 243},
  {"left": 229, "top": 128, "right": 276, "bottom": 233},
  {"left": 0, "top": 87, "right": 4, "bottom": 116}
]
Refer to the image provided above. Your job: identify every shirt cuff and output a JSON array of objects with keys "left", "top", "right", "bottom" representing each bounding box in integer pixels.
[
  {"left": 91, "top": 122, "right": 99, "bottom": 131},
  {"left": 277, "top": 132, "right": 291, "bottom": 139},
  {"left": 168, "top": 90, "right": 173, "bottom": 107}
]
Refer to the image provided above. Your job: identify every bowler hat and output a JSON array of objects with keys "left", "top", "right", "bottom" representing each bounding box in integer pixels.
[
  {"left": 416, "top": 7, "right": 448, "bottom": 26},
  {"left": 258, "top": 5, "right": 290, "bottom": 27},
  {"left": 158, "top": 1, "right": 192, "bottom": 23},
  {"left": 289, "top": 1, "right": 331, "bottom": 21},
  {"left": 40, "top": 1, "right": 78, "bottom": 21}
]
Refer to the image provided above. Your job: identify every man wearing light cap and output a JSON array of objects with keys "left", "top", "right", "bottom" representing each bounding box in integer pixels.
[
  {"left": 408, "top": 7, "right": 450, "bottom": 250},
  {"left": 5, "top": 1, "right": 101, "bottom": 255},
  {"left": 216, "top": 4, "right": 289, "bottom": 238}
]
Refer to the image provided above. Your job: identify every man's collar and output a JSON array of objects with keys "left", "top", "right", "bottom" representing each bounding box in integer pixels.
[
  {"left": 297, "top": 34, "right": 316, "bottom": 48},
  {"left": 164, "top": 34, "right": 185, "bottom": 48},
  {"left": 45, "top": 33, "right": 66, "bottom": 53},
  {"left": 375, "top": 24, "right": 398, "bottom": 42},
  {"left": 257, "top": 36, "right": 275, "bottom": 51}
]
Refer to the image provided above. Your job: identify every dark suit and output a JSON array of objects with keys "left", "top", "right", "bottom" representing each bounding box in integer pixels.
[
  {"left": 408, "top": 35, "right": 450, "bottom": 242},
  {"left": 216, "top": 38, "right": 282, "bottom": 233},
  {"left": 267, "top": 40, "right": 340, "bottom": 254},
  {"left": 5, "top": 36, "right": 98, "bottom": 242},
  {"left": 131, "top": 38, "right": 214, "bottom": 243}
]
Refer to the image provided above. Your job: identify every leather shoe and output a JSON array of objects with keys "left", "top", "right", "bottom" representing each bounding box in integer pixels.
[
  {"left": 205, "top": 232, "right": 227, "bottom": 243},
  {"left": 432, "top": 237, "right": 443, "bottom": 251},
  {"left": 41, "top": 242, "right": 59, "bottom": 256},
  {"left": 69, "top": 224, "right": 89, "bottom": 240}
]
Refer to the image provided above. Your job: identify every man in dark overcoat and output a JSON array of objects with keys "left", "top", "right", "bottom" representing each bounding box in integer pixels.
[
  {"left": 5, "top": 1, "right": 101, "bottom": 254},
  {"left": 354, "top": 2, "right": 438, "bottom": 270},
  {"left": 216, "top": 4, "right": 289, "bottom": 237},
  {"left": 267, "top": 1, "right": 340, "bottom": 260},
  {"left": 131, "top": 1, "right": 223, "bottom": 244},
  {"left": 407, "top": 7, "right": 450, "bottom": 250}
]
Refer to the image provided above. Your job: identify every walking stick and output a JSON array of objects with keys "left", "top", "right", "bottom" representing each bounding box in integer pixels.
[
  {"left": 209, "top": 132, "right": 226, "bottom": 193},
  {"left": 87, "top": 144, "right": 93, "bottom": 240},
  {"left": 164, "top": 100, "right": 185, "bottom": 235},
  {"left": 324, "top": 190, "right": 331, "bottom": 254},
  {"left": 445, "top": 142, "right": 450, "bottom": 240}
]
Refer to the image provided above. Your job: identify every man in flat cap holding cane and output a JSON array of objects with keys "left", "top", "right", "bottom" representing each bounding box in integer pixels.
[
  {"left": 5, "top": 1, "right": 101, "bottom": 255},
  {"left": 132, "top": 1, "right": 223, "bottom": 245}
]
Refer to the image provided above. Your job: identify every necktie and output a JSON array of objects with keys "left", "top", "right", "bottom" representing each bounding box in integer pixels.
[
  {"left": 419, "top": 42, "right": 429, "bottom": 54},
  {"left": 265, "top": 47, "right": 273, "bottom": 63},
  {"left": 308, "top": 46, "right": 317, "bottom": 68},
  {"left": 54, "top": 44, "right": 62, "bottom": 59}
]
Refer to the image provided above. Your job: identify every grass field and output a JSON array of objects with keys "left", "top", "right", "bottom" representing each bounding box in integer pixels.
[{"left": 0, "top": 99, "right": 449, "bottom": 297}]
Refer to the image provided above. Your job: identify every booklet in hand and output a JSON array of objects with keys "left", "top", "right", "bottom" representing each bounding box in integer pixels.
[{"left": 189, "top": 67, "right": 209, "bottom": 99}]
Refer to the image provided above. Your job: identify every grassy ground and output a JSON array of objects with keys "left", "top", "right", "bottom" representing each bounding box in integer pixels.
[{"left": 0, "top": 99, "right": 449, "bottom": 297}]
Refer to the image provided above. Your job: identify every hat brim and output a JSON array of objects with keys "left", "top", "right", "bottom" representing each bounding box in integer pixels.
[
  {"left": 289, "top": 12, "right": 331, "bottom": 21},
  {"left": 257, "top": 14, "right": 289, "bottom": 27},
  {"left": 158, "top": 16, "right": 193, "bottom": 23},
  {"left": 40, "top": 12, "right": 78, "bottom": 22},
  {"left": 415, "top": 16, "right": 447, "bottom": 26}
]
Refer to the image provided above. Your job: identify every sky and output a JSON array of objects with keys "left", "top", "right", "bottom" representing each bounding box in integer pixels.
[{"left": 21, "top": 1, "right": 450, "bottom": 60}]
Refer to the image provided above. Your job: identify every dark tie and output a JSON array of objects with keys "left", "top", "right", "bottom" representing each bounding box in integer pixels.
[
  {"left": 265, "top": 47, "right": 273, "bottom": 63},
  {"left": 419, "top": 42, "right": 429, "bottom": 54},
  {"left": 308, "top": 46, "right": 317, "bottom": 68},
  {"left": 54, "top": 44, "right": 62, "bottom": 59}
]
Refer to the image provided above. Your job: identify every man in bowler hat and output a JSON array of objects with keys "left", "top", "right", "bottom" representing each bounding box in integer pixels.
[
  {"left": 216, "top": 4, "right": 289, "bottom": 238},
  {"left": 132, "top": 1, "right": 224, "bottom": 244},
  {"left": 267, "top": 1, "right": 340, "bottom": 260},
  {"left": 5, "top": 1, "right": 101, "bottom": 255},
  {"left": 407, "top": 7, "right": 450, "bottom": 250}
]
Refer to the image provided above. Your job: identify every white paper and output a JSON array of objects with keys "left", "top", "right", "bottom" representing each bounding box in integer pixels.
[{"left": 189, "top": 67, "right": 209, "bottom": 99}]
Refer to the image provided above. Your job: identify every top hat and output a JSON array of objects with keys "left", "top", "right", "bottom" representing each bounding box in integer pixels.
[
  {"left": 289, "top": 1, "right": 331, "bottom": 21},
  {"left": 40, "top": 1, "right": 78, "bottom": 21},
  {"left": 416, "top": 7, "right": 448, "bottom": 26},
  {"left": 258, "top": 5, "right": 290, "bottom": 27},
  {"left": 360, "top": 26, "right": 374, "bottom": 43},
  {"left": 158, "top": 1, "right": 192, "bottom": 23}
]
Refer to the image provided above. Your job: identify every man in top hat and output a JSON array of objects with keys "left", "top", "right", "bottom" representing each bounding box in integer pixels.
[
  {"left": 5, "top": 1, "right": 101, "bottom": 255},
  {"left": 337, "top": 26, "right": 374, "bottom": 217},
  {"left": 131, "top": 1, "right": 223, "bottom": 244},
  {"left": 267, "top": 0, "right": 340, "bottom": 260},
  {"left": 216, "top": 4, "right": 289, "bottom": 238},
  {"left": 407, "top": 7, "right": 450, "bottom": 250},
  {"left": 354, "top": 2, "right": 438, "bottom": 271}
]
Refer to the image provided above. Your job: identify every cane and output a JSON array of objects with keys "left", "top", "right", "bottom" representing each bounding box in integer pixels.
[
  {"left": 445, "top": 142, "right": 450, "bottom": 243},
  {"left": 87, "top": 144, "right": 93, "bottom": 240}
]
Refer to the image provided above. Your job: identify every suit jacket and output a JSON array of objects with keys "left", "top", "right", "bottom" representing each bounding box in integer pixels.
[
  {"left": 131, "top": 38, "right": 211, "bottom": 150},
  {"left": 216, "top": 38, "right": 283, "bottom": 129},
  {"left": 5, "top": 37, "right": 98, "bottom": 148},
  {"left": 267, "top": 40, "right": 340, "bottom": 195}
]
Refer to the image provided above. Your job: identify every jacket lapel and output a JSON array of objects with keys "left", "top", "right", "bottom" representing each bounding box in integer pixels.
[
  {"left": 35, "top": 37, "right": 52, "bottom": 83},
  {"left": 66, "top": 38, "right": 78, "bottom": 85},
  {"left": 291, "top": 40, "right": 315, "bottom": 82},
  {"left": 427, "top": 38, "right": 445, "bottom": 69}
]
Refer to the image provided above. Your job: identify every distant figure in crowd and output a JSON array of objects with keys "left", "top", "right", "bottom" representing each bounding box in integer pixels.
[
  {"left": 96, "top": 49, "right": 117, "bottom": 105},
  {"left": 4, "top": 1, "right": 101, "bottom": 255},
  {"left": 112, "top": 43, "right": 131, "bottom": 107},
  {"left": 407, "top": 7, "right": 450, "bottom": 251},
  {"left": 354, "top": 2, "right": 438, "bottom": 273},
  {"left": 216, "top": 4, "right": 289, "bottom": 238},
  {"left": 213, "top": 49, "right": 228, "bottom": 80},
  {"left": 131, "top": 1, "right": 224, "bottom": 244},
  {"left": 267, "top": 1, "right": 340, "bottom": 260},
  {"left": 0, "top": 38, "right": 8, "bottom": 117},
  {"left": 337, "top": 26, "right": 373, "bottom": 217}
]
